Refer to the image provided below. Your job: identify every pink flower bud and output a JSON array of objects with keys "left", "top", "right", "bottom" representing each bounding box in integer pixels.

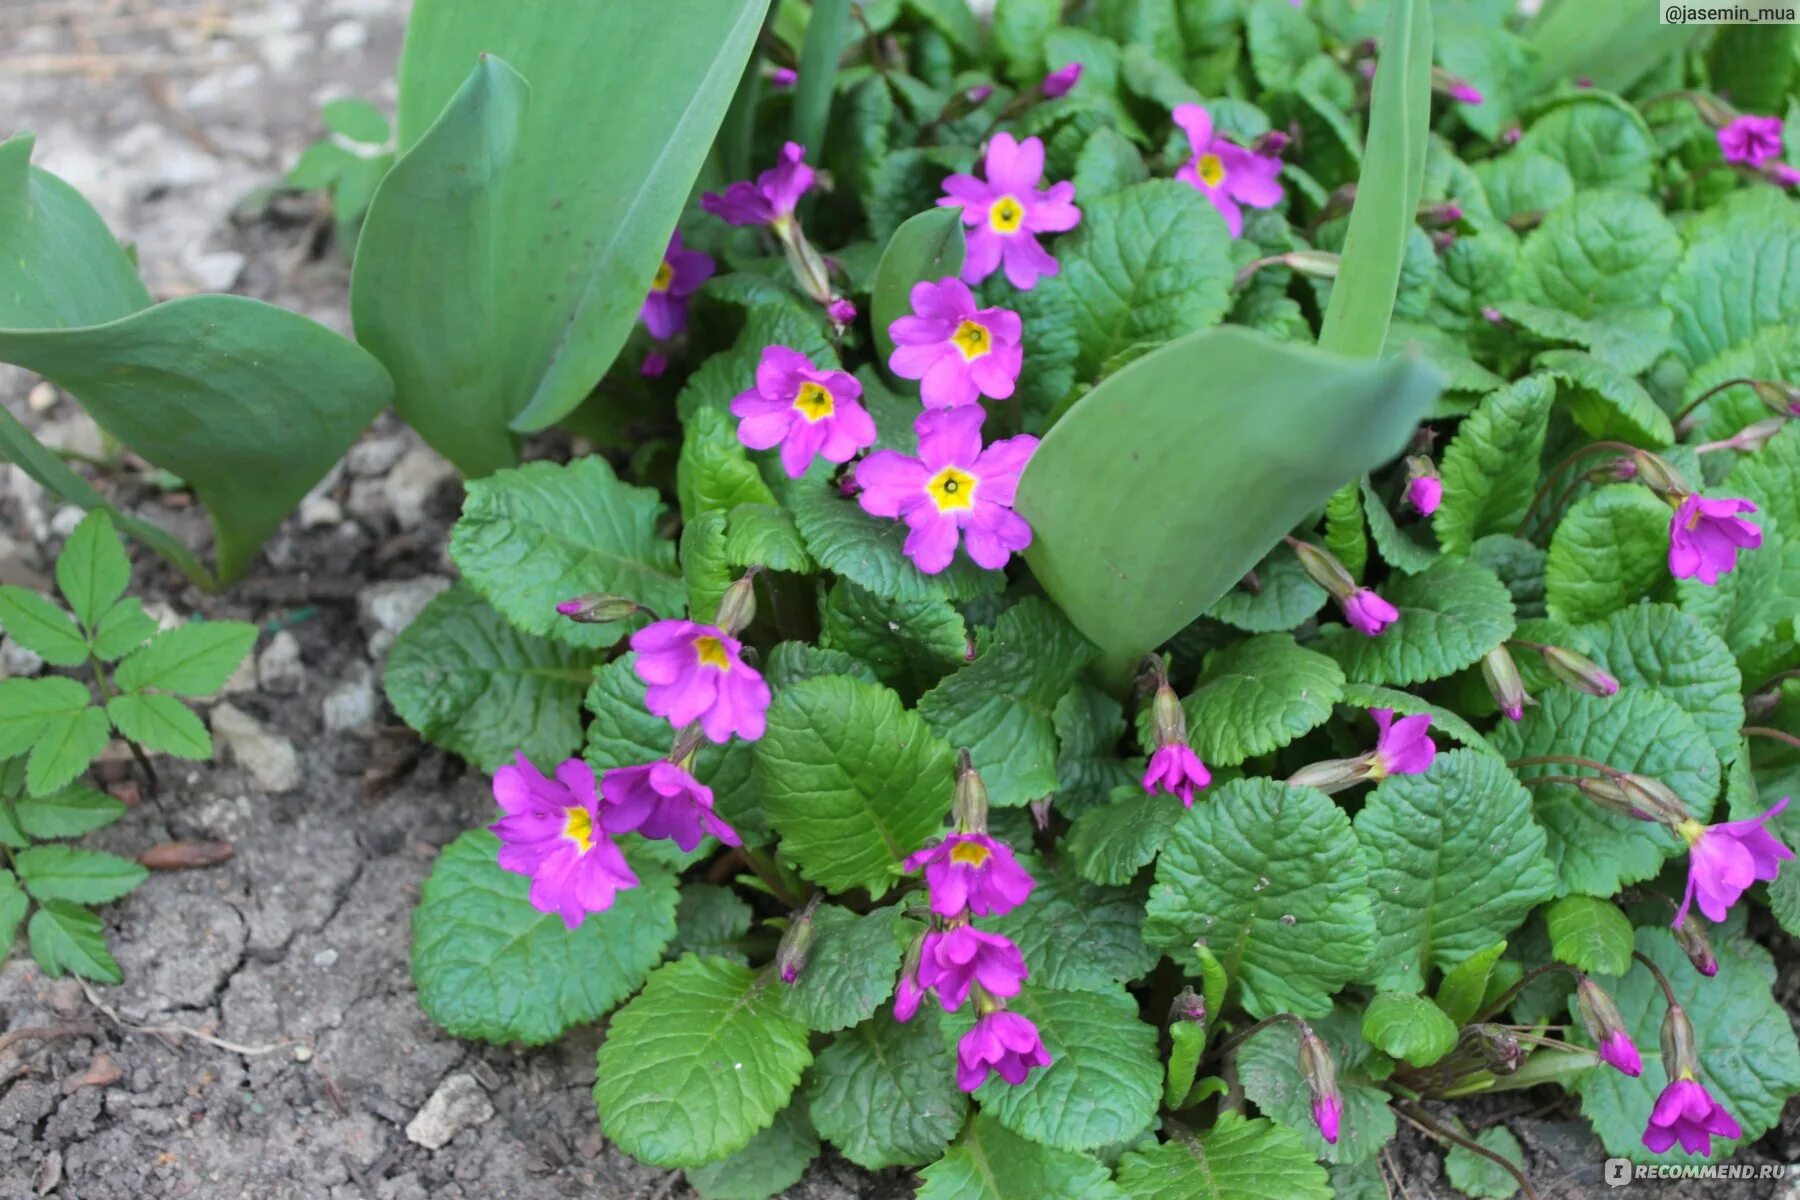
[
  {"left": 1042, "top": 62, "right": 1083, "bottom": 98},
  {"left": 770, "top": 66, "right": 798, "bottom": 88},
  {"left": 1577, "top": 977, "right": 1641, "bottom": 1077},
  {"left": 1298, "top": 1027, "right": 1342, "bottom": 1145},
  {"left": 1538, "top": 645, "right": 1619, "bottom": 697},
  {"left": 1480, "top": 645, "right": 1530, "bottom": 721},
  {"left": 828, "top": 297, "right": 857, "bottom": 326}
]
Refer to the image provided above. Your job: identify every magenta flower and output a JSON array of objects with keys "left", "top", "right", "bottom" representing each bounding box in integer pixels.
[
  {"left": 1171, "top": 103, "right": 1285, "bottom": 238},
  {"left": 1407, "top": 475, "right": 1443, "bottom": 516},
  {"left": 1448, "top": 82, "right": 1484, "bottom": 105},
  {"left": 1674, "top": 797, "right": 1793, "bottom": 925},
  {"left": 1142, "top": 743, "right": 1211, "bottom": 808},
  {"left": 641, "top": 351, "right": 669, "bottom": 378},
  {"left": 770, "top": 66, "right": 798, "bottom": 88},
  {"left": 1313, "top": 1093, "right": 1342, "bottom": 1145},
  {"left": 1718, "top": 114, "right": 1783, "bottom": 167},
  {"left": 855, "top": 407, "right": 1039, "bottom": 574},
  {"left": 600, "top": 760, "right": 740, "bottom": 853},
  {"left": 1368, "top": 709, "right": 1435, "bottom": 781},
  {"left": 894, "top": 970, "right": 924, "bottom": 1022},
  {"left": 827, "top": 297, "right": 857, "bottom": 326},
  {"left": 1599, "top": 1029, "right": 1644, "bottom": 1078},
  {"left": 1668, "top": 495, "right": 1762, "bottom": 586},
  {"left": 916, "top": 925, "right": 1029, "bottom": 1011},
  {"left": 904, "top": 832, "right": 1036, "bottom": 918},
  {"left": 630, "top": 620, "right": 772, "bottom": 744},
  {"left": 701, "top": 141, "right": 814, "bottom": 229},
  {"left": 955, "top": 1010, "right": 1051, "bottom": 1092},
  {"left": 640, "top": 233, "right": 713, "bottom": 340},
  {"left": 1643, "top": 1077, "right": 1742, "bottom": 1157},
  {"left": 489, "top": 754, "right": 638, "bottom": 928},
  {"left": 731, "top": 345, "right": 877, "bottom": 479},
  {"left": 1041, "top": 62, "right": 1082, "bottom": 98},
  {"left": 937, "top": 132, "right": 1081, "bottom": 290},
  {"left": 1341, "top": 587, "right": 1399, "bottom": 636},
  {"left": 887, "top": 278, "right": 1024, "bottom": 410}
]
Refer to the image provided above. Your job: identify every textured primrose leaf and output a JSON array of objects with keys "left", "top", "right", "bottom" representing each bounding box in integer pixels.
[
  {"left": 1244, "top": 0, "right": 1322, "bottom": 88},
  {"left": 0, "top": 586, "right": 88, "bottom": 666},
  {"left": 781, "top": 904, "right": 905, "bottom": 1034},
  {"left": 670, "top": 883, "right": 752, "bottom": 963},
  {"left": 1238, "top": 1009, "right": 1396, "bottom": 1166},
  {"left": 1516, "top": 191, "right": 1680, "bottom": 319},
  {"left": 1145, "top": 779, "right": 1375, "bottom": 1019},
  {"left": 1067, "top": 786, "right": 1186, "bottom": 887},
  {"left": 411, "top": 831, "right": 677, "bottom": 1045},
  {"left": 914, "top": 1113, "right": 1124, "bottom": 1200},
  {"left": 1677, "top": 529, "right": 1800, "bottom": 671},
  {"left": 1362, "top": 992, "right": 1458, "bottom": 1067},
  {"left": 723, "top": 503, "right": 813, "bottom": 574},
  {"left": 1435, "top": 941, "right": 1508, "bottom": 1026},
  {"left": 681, "top": 508, "right": 731, "bottom": 625},
  {"left": 1574, "top": 924, "right": 1800, "bottom": 1165},
  {"left": 1725, "top": 419, "right": 1800, "bottom": 537},
  {"left": 1473, "top": 152, "right": 1573, "bottom": 224},
  {"left": 1354, "top": 751, "right": 1555, "bottom": 993},
  {"left": 1072, "top": 125, "right": 1149, "bottom": 201},
  {"left": 1492, "top": 688, "right": 1719, "bottom": 898},
  {"left": 679, "top": 404, "right": 779, "bottom": 522},
  {"left": 1535, "top": 349, "right": 1674, "bottom": 447},
  {"left": 983, "top": 855, "right": 1157, "bottom": 993},
  {"left": 27, "top": 900, "right": 120, "bottom": 984},
  {"left": 1112, "top": 1113, "right": 1332, "bottom": 1200},
  {"left": 685, "top": 1104, "right": 818, "bottom": 1200},
  {"left": 1542, "top": 895, "right": 1635, "bottom": 977},
  {"left": 448, "top": 457, "right": 685, "bottom": 650},
  {"left": 1517, "top": 94, "right": 1655, "bottom": 192},
  {"left": 594, "top": 955, "right": 812, "bottom": 1168},
  {"left": 1664, "top": 187, "right": 1800, "bottom": 369},
  {"left": 783, "top": 475, "right": 1001, "bottom": 604},
  {"left": 807, "top": 1008, "right": 968, "bottom": 1170},
  {"left": 1434, "top": 375, "right": 1554, "bottom": 555},
  {"left": 756, "top": 675, "right": 955, "bottom": 895},
  {"left": 1180, "top": 634, "right": 1344, "bottom": 768},
  {"left": 761, "top": 643, "right": 880, "bottom": 691},
  {"left": 1496, "top": 301, "right": 1671, "bottom": 376},
  {"left": 384, "top": 584, "right": 600, "bottom": 772},
  {"left": 13, "top": 784, "right": 125, "bottom": 839},
  {"left": 1545, "top": 485, "right": 1671, "bottom": 626},
  {"left": 1205, "top": 543, "right": 1330, "bottom": 633},
  {"left": 918, "top": 599, "right": 1094, "bottom": 808},
  {"left": 113, "top": 620, "right": 257, "bottom": 697},
  {"left": 1051, "top": 684, "right": 1137, "bottom": 815},
  {"left": 1316, "top": 558, "right": 1515, "bottom": 688},
  {"left": 942, "top": 984, "right": 1160, "bottom": 1153},
  {"left": 1444, "top": 1126, "right": 1526, "bottom": 1200},
  {"left": 54, "top": 509, "right": 130, "bottom": 632},
  {"left": 1360, "top": 475, "right": 1439, "bottom": 574},
  {"left": 821, "top": 580, "right": 967, "bottom": 697},
  {"left": 1579, "top": 604, "right": 1742, "bottom": 765}
]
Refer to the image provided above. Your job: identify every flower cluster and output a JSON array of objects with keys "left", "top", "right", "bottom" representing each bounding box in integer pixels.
[{"left": 896, "top": 758, "right": 1049, "bottom": 1093}]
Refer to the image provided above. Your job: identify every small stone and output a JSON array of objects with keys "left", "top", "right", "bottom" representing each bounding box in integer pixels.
[
  {"left": 358, "top": 576, "right": 450, "bottom": 659},
  {"left": 346, "top": 436, "right": 408, "bottom": 478},
  {"left": 35, "top": 412, "right": 106, "bottom": 462},
  {"left": 322, "top": 667, "right": 377, "bottom": 734},
  {"left": 50, "top": 505, "right": 86, "bottom": 539},
  {"left": 312, "top": 948, "right": 339, "bottom": 968},
  {"left": 220, "top": 652, "right": 259, "bottom": 696},
  {"left": 324, "top": 19, "right": 369, "bottom": 53},
  {"left": 27, "top": 381, "right": 58, "bottom": 413},
  {"left": 300, "top": 494, "right": 344, "bottom": 529},
  {"left": 211, "top": 704, "right": 302, "bottom": 793},
  {"left": 404, "top": 1072, "right": 493, "bottom": 1151},
  {"left": 384, "top": 447, "right": 459, "bottom": 530},
  {"left": 257, "top": 631, "right": 305, "bottom": 696},
  {"left": 1, "top": 638, "right": 44, "bottom": 680}
]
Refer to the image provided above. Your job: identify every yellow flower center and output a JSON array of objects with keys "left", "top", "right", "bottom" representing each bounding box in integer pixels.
[
  {"left": 989, "top": 195, "right": 1025, "bottom": 234},
  {"left": 951, "top": 320, "right": 992, "bottom": 361},
  {"left": 949, "top": 840, "right": 991, "bottom": 867},
  {"left": 1197, "top": 152, "right": 1226, "bottom": 189},
  {"left": 793, "top": 381, "right": 835, "bottom": 422},
  {"left": 927, "top": 467, "right": 977, "bottom": 512},
  {"left": 563, "top": 806, "right": 595, "bottom": 853},
  {"left": 1676, "top": 818, "right": 1706, "bottom": 847},
  {"left": 694, "top": 635, "right": 733, "bottom": 671},
  {"left": 1366, "top": 754, "right": 1389, "bottom": 782},
  {"left": 651, "top": 260, "right": 674, "bottom": 292}
]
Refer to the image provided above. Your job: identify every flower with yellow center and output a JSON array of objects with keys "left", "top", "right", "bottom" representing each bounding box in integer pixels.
[
  {"left": 949, "top": 839, "right": 992, "bottom": 867},
  {"left": 927, "top": 466, "right": 978, "bottom": 512},
  {"left": 1196, "top": 152, "right": 1226, "bottom": 189},
  {"left": 693, "top": 634, "right": 733, "bottom": 671},
  {"left": 650, "top": 260, "right": 675, "bottom": 293},
  {"left": 792, "top": 381, "right": 835, "bottom": 423},
  {"left": 988, "top": 195, "right": 1026, "bottom": 234},
  {"left": 951, "top": 320, "right": 992, "bottom": 362},
  {"left": 562, "top": 805, "right": 595, "bottom": 853}
]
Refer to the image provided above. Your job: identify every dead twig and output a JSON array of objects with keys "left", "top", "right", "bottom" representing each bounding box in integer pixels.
[{"left": 79, "top": 980, "right": 293, "bottom": 1057}]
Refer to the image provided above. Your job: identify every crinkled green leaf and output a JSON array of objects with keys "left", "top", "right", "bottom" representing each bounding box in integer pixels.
[
  {"left": 785, "top": 476, "right": 999, "bottom": 603},
  {"left": 1317, "top": 558, "right": 1515, "bottom": 687},
  {"left": 1444, "top": 1126, "right": 1525, "bottom": 1200},
  {"left": 1067, "top": 786, "right": 1186, "bottom": 887},
  {"left": 1361, "top": 992, "right": 1458, "bottom": 1067},
  {"left": 762, "top": 642, "right": 880, "bottom": 691},
  {"left": 1146, "top": 779, "right": 1375, "bottom": 1019},
  {"left": 821, "top": 580, "right": 966, "bottom": 696},
  {"left": 1434, "top": 375, "right": 1554, "bottom": 555},
  {"left": 411, "top": 830, "right": 677, "bottom": 1045},
  {"left": 105, "top": 693, "right": 210, "bottom": 760},
  {"left": 1492, "top": 688, "right": 1719, "bottom": 897},
  {"left": 1355, "top": 751, "right": 1555, "bottom": 993},
  {"left": 1725, "top": 419, "right": 1800, "bottom": 537},
  {"left": 1238, "top": 1011, "right": 1395, "bottom": 1166},
  {"left": 1517, "top": 94, "right": 1654, "bottom": 192},
  {"left": 1542, "top": 895, "right": 1634, "bottom": 977},
  {"left": 682, "top": 508, "right": 731, "bottom": 626},
  {"left": 1545, "top": 485, "right": 1671, "bottom": 625},
  {"left": 27, "top": 900, "right": 120, "bottom": 985},
  {"left": 1245, "top": 0, "right": 1321, "bottom": 88},
  {"left": 113, "top": 620, "right": 258, "bottom": 697},
  {"left": 685, "top": 1105, "right": 818, "bottom": 1200},
  {"left": 681, "top": 403, "right": 780, "bottom": 521},
  {"left": 1664, "top": 186, "right": 1800, "bottom": 369},
  {"left": 1496, "top": 301, "right": 1671, "bottom": 376},
  {"left": 1516, "top": 191, "right": 1680, "bottom": 319},
  {"left": 1536, "top": 349, "right": 1673, "bottom": 447},
  {"left": 782, "top": 904, "right": 904, "bottom": 1033},
  {"left": 808, "top": 1008, "right": 968, "bottom": 1170},
  {"left": 1677, "top": 529, "right": 1800, "bottom": 670},
  {"left": 1580, "top": 604, "right": 1742, "bottom": 765},
  {"left": 1206, "top": 543, "right": 1331, "bottom": 634},
  {"left": 594, "top": 955, "right": 812, "bottom": 1168},
  {"left": 914, "top": 1112, "right": 1123, "bottom": 1200},
  {"left": 671, "top": 883, "right": 753, "bottom": 963},
  {"left": 55, "top": 509, "right": 130, "bottom": 632},
  {"left": 1473, "top": 152, "right": 1573, "bottom": 224},
  {"left": 0, "top": 586, "right": 87, "bottom": 666},
  {"left": 724, "top": 503, "right": 813, "bottom": 574},
  {"left": 984, "top": 856, "right": 1156, "bottom": 993},
  {"left": 1072, "top": 124, "right": 1148, "bottom": 201},
  {"left": 1113, "top": 1113, "right": 1331, "bottom": 1200},
  {"left": 1051, "top": 684, "right": 1136, "bottom": 815},
  {"left": 1182, "top": 634, "right": 1344, "bottom": 768},
  {"left": 1360, "top": 475, "right": 1439, "bottom": 575}
]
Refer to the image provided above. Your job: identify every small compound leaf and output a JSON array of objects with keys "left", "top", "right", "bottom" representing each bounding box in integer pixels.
[
  {"left": 0, "top": 586, "right": 88, "bottom": 666},
  {"left": 13, "top": 784, "right": 126, "bottom": 839},
  {"left": 89, "top": 598, "right": 158, "bottom": 662},
  {"left": 54, "top": 509, "right": 130, "bottom": 631},
  {"left": 14, "top": 844, "right": 147, "bottom": 905},
  {"left": 113, "top": 620, "right": 259, "bottom": 697},
  {"left": 27, "top": 900, "right": 121, "bottom": 984},
  {"left": 104, "top": 693, "right": 211, "bottom": 760}
]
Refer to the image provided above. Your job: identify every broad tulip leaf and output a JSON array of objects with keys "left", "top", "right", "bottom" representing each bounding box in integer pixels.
[
  {"left": 915, "top": 1113, "right": 1123, "bottom": 1200},
  {"left": 807, "top": 1008, "right": 968, "bottom": 1170},
  {"left": 1181, "top": 634, "right": 1345, "bottom": 767},
  {"left": 1526, "top": 1, "right": 1694, "bottom": 94},
  {"left": 871, "top": 208, "right": 966, "bottom": 366},
  {"left": 381, "top": 0, "right": 771, "bottom": 438},
  {"left": 1017, "top": 327, "right": 1440, "bottom": 673},
  {"left": 1113, "top": 1113, "right": 1331, "bottom": 1200}
]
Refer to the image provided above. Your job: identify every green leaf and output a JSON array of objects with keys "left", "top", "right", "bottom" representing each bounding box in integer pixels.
[
  {"left": 1535, "top": 349, "right": 1673, "bottom": 447},
  {"left": 763, "top": 643, "right": 879, "bottom": 692},
  {"left": 1051, "top": 684, "right": 1137, "bottom": 815},
  {"left": 1544, "top": 485, "right": 1671, "bottom": 625},
  {"left": 1145, "top": 779, "right": 1375, "bottom": 1019},
  {"left": 1072, "top": 125, "right": 1148, "bottom": 202},
  {"left": 1066, "top": 787, "right": 1185, "bottom": 886},
  {"left": 1579, "top": 604, "right": 1742, "bottom": 765},
  {"left": 1360, "top": 475, "right": 1439, "bottom": 575},
  {"left": 1018, "top": 327, "right": 1440, "bottom": 673},
  {"left": 321, "top": 96, "right": 389, "bottom": 143},
  {"left": 594, "top": 955, "right": 812, "bottom": 1168},
  {"left": 1434, "top": 376, "right": 1554, "bottom": 555},
  {"left": 681, "top": 404, "right": 780, "bottom": 521},
  {"left": 54, "top": 509, "right": 130, "bottom": 632},
  {"left": 993, "top": 0, "right": 1059, "bottom": 79},
  {"left": 1516, "top": 191, "right": 1680, "bottom": 319},
  {"left": 0, "top": 135, "right": 392, "bottom": 584},
  {"left": 13, "top": 785, "right": 126, "bottom": 839},
  {"left": 1497, "top": 301, "right": 1671, "bottom": 376},
  {"left": 1492, "top": 688, "right": 1720, "bottom": 897},
  {"left": 105, "top": 693, "right": 211, "bottom": 759},
  {"left": 785, "top": 476, "right": 1000, "bottom": 604},
  {"left": 1317, "top": 0, "right": 1431, "bottom": 357},
  {"left": 756, "top": 675, "right": 954, "bottom": 895},
  {"left": 821, "top": 580, "right": 966, "bottom": 696},
  {"left": 1245, "top": 0, "right": 1321, "bottom": 88},
  {"left": 0, "top": 586, "right": 88, "bottom": 666},
  {"left": 724, "top": 503, "right": 812, "bottom": 574},
  {"left": 1355, "top": 751, "right": 1555, "bottom": 993},
  {"left": 28, "top": 901, "right": 120, "bottom": 984},
  {"left": 682, "top": 508, "right": 731, "bottom": 625},
  {"left": 871, "top": 208, "right": 966, "bottom": 367},
  {"left": 1677, "top": 529, "right": 1800, "bottom": 669},
  {"left": 1238, "top": 1011, "right": 1395, "bottom": 1165},
  {"left": 983, "top": 856, "right": 1156, "bottom": 993},
  {"left": 1444, "top": 1125, "right": 1525, "bottom": 1200},
  {"left": 10, "top": 686, "right": 108, "bottom": 802},
  {"left": 1361, "top": 992, "right": 1458, "bottom": 1068},
  {"left": 686, "top": 1104, "right": 819, "bottom": 1200},
  {"left": 1014, "top": 180, "right": 1234, "bottom": 415},
  {"left": 1435, "top": 941, "right": 1508, "bottom": 1026},
  {"left": 0, "top": 867, "right": 24, "bottom": 950},
  {"left": 384, "top": 583, "right": 599, "bottom": 772},
  {"left": 113, "top": 620, "right": 258, "bottom": 697},
  {"left": 915, "top": 1113, "right": 1124, "bottom": 1200},
  {"left": 1324, "top": 481, "right": 1369, "bottom": 582},
  {"left": 670, "top": 883, "right": 753, "bottom": 963},
  {"left": 1664, "top": 187, "right": 1800, "bottom": 369},
  {"left": 808, "top": 1008, "right": 968, "bottom": 1169},
  {"left": 1181, "top": 634, "right": 1344, "bottom": 768},
  {"left": 1205, "top": 544, "right": 1329, "bottom": 633},
  {"left": 89, "top": 598, "right": 157, "bottom": 662},
  {"left": 944, "top": 984, "right": 1160, "bottom": 1153},
  {"left": 782, "top": 904, "right": 904, "bottom": 1033},
  {"left": 448, "top": 458, "right": 684, "bottom": 649},
  {"left": 791, "top": 0, "right": 850, "bottom": 155},
  {"left": 1517, "top": 94, "right": 1655, "bottom": 192},
  {"left": 918, "top": 599, "right": 1093, "bottom": 807},
  {"left": 14, "top": 845, "right": 146, "bottom": 905},
  {"left": 1725, "top": 419, "right": 1800, "bottom": 537},
  {"left": 374, "top": 3, "right": 768, "bottom": 438},
  {"left": 1542, "top": 895, "right": 1634, "bottom": 977},
  {"left": 1474, "top": 152, "right": 1573, "bottom": 225},
  {"left": 1339, "top": 682, "right": 1499, "bottom": 757},
  {"left": 1114, "top": 1113, "right": 1331, "bottom": 1200},
  {"left": 1574, "top": 924, "right": 1800, "bottom": 1164},
  {"left": 1317, "top": 558, "right": 1515, "bottom": 687}
]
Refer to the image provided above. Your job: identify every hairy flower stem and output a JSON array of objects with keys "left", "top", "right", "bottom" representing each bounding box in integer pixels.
[
  {"left": 1513, "top": 440, "right": 1643, "bottom": 537},
  {"left": 1745, "top": 725, "right": 1800, "bottom": 751},
  {"left": 1203, "top": 1012, "right": 1311, "bottom": 1063},
  {"left": 1632, "top": 950, "right": 1681, "bottom": 1010},
  {"left": 1472, "top": 962, "right": 1584, "bottom": 1024},
  {"left": 1671, "top": 376, "right": 1756, "bottom": 425},
  {"left": 1394, "top": 1103, "right": 1542, "bottom": 1200},
  {"left": 1504, "top": 754, "right": 1619, "bottom": 776}
]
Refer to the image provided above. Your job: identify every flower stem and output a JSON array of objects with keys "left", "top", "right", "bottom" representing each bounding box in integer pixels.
[
  {"left": 1394, "top": 1103, "right": 1542, "bottom": 1200},
  {"left": 1512, "top": 441, "right": 1641, "bottom": 537},
  {"left": 1632, "top": 950, "right": 1680, "bottom": 1009},
  {"left": 1744, "top": 725, "right": 1800, "bottom": 751},
  {"left": 1504, "top": 754, "right": 1618, "bottom": 776},
  {"left": 1671, "top": 376, "right": 1756, "bottom": 425},
  {"left": 1471, "top": 962, "right": 1582, "bottom": 1024}
]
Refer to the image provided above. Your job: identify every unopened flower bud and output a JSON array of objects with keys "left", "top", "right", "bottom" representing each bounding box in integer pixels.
[
  {"left": 894, "top": 932, "right": 926, "bottom": 1021},
  {"left": 776, "top": 897, "right": 821, "bottom": 985},
  {"left": 1152, "top": 684, "right": 1186, "bottom": 750},
  {"left": 769, "top": 66, "right": 798, "bottom": 88},
  {"left": 641, "top": 350, "right": 669, "bottom": 378},
  {"left": 1168, "top": 986, "right": 1206, "bottom": 1028},
  {"left": 778, "top": 222, "right": 836, "bottom": 307},
  {"left": 953, "top": 749, "right": 989, "bottom": 835},
  {"left": 1660, "top": 1001, "right": 1700, "bottom": 1079},
  {"left": 1716, "top": 417, "right": 1787, "bottom": 454},
  {"left": 1417, "top": 201, "right": 1463, "bottom": 228},
  {"left": 1629, "top": 450, "right": 1688, "bottom": 497},
  {"left": 1750, "top": 378, "right": 1800, "bottom": 417},
  {"left": 1577, "top": 977, "right": 1643, "bottom": 1076},
  {"left": 1041, "top": 62, "right": 1083, "bottom": 99},
  {"left": 1539, "top": 645, "right": 1619, "bottom": 697},
  {"left": 1290, "top": 538, "right": 1358, "bottom": 598},
  {"left": 1481, "top": 645, "right": 1530, "bottom": 722},
  {"left": 1464, "top": 1023, "right": 1523, "bottom": 1074},
  {"left": 941, "top": 84, "right": 994, "bottom": 121},
  {"left": 1691, "top": 91, "right": 1738, "bottom": 128},
  {"left": 1431, "top": 67, "right": 1483, "bottom": 105},
  {"left": 554, "top": 593, "right": 642, "bottom": 624},
  {"left": 1252, "top": 130, "right": 1291, "bottom": 157},
  {"left": 1029, "top": 796, "right": 1053, "bottom": 833},
  {"left": 1297, "top": 1026, "right": 1342, "bottom": 1145},
  {"left": 827, "top": 297, "right": 857, "bottom": 326},
  {"left": 1577, "top": 774, "right": 1688, "bottom": 825},
  {"left": 1673, "top": 912, "right": 1719, "bottom": 977},
  {"left": 1287, "top": 757, "right": 1372, "bottom": 796},
  {"left": 1283, "top": 249, "right": 1341, "bottom": 279},
  {"left": 715, "top": 572, "right": 758, "bottom": 637},
  {"left": 1405, "top": 456, "right": 1442, "bottom": 515}
]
